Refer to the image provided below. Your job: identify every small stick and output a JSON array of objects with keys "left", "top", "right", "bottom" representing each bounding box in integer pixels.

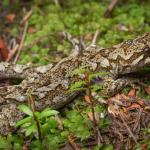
[
  {"left": 133, "top": 108, "right": 142, "bottom": 132},
  {"left": 104, "top": 0, "right": 119, "bottom": 17},
  {"left": 13, "top": 21, "right": 28, "bottom": 64},
  {"left": 68, "top": 135, "right": 80, "bottom": 150},
  {"left": 85, "top": 72, "right": 102, "bottom": 145},
  {"left": 6, "top": 44, "right": 19, "bottom": 62},
  {"left": 20, "top": 9, "right": 32, "bottom": 25},
  {"left": 91, "top": 30, "right": 100, "bottom": 45},
  {"left": 28, "top": 93, "right": 42, "bottom": 142},
  {"left": 55, "top": 114, "right": 64, "bottom": 130},
  {"left": 63, "top": 32, "right": 80, "bottom": 47},
  {"left": 54, "top": 0, "right": 60, "bottom": 7},
  {"left": 119, "top": 112, "right": 138, "bottom": 144}
]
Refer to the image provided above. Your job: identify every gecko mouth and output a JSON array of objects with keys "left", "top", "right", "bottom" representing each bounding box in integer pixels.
[{"left": 118, "top": 66, "right": 150, "bottom": 78}]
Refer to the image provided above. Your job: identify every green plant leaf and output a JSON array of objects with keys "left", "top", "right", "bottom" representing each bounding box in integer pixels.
[
  {"left": 25, "top": 124, "right": 37, "bottom": 136},
  {"left": 0, "top": 136, "right": 11, "bottom": 149},
  {"left": 41, "top": 108, "right": 59, "bottom": 118},
  {"left": 70, "top": 81, "right": 86, "bottom": 90},
  {"left": 67, "top": 87, "right": 86, "bottom": 93},
  {"left": 18, "top": 105, "right": 33, "bottom": 116},
  {"left": 16, "top": 116, "right": 32, "bottom": 127},
  {"left": 73, "top": 67, "right": 86, "bottom": 75},
  {"left": 91, "top": 84, "right": 103, "bottom": 92}
]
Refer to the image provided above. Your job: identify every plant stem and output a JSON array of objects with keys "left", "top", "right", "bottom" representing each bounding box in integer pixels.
[
  {"left": 28, "top": 93, "right": 42, "bottom": 142},
  {"left": 84, "top": 72, "right": 102, "bottom": 144}
]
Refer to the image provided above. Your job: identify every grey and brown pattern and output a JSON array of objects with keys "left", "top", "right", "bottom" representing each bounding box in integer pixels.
[{"left": 0, "top": 33, "right": 149, "bottom": 135}]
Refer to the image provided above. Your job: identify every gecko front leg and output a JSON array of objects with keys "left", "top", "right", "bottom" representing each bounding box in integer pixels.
[
  {"left": 103, "top": 77, "right": 134, "bottom": 96},
  {"left": 0, "top": 103, "right": 23, "bottom": 135}
]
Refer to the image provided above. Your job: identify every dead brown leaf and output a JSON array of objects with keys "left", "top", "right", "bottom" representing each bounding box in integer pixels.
[
  {"left": 84, "top": 95, "right": 91, "bottom": 104},
  {"left": 28, "top": 27, "right": 38, "bottom": 33},
  {"left": 144, "top": 86, "right": 150, "bottom": 95},
  {"left": 0, "top": 38, "right": 8, "bottom": 61},
  {"left": 87, "top": 112, "right": 99, "bottom": 122},
  {"left": 128, "top": 88, "right": 136, "bottom": 98},
  {"left": 129, "top": 103, "right": 141, "bottom": 110},
  {"left": 5, "top": 13, "right": 16, "bottom": 22}
]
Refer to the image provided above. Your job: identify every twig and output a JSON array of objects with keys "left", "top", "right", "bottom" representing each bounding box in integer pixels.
[
  {"left": 85, "top": 72, "right": 102, "bottom": 145},
  {"left": 96, "top": 127, "right": 103, "bottom": 145},
  {"left": 13, "top": 21, "right": 28, "bottom": 64},
  {"left": 63, "top": 32, "right": 86, "bottom": 55},
  {"left": 54, "top": 0, "right": 60, "bottom": 7},
  {"left": 119, "top": 111, "right": 138, "bottom": 144},
  {"left": 63, "top": 32, "right": 80, "bottom": 47},
  {"left": 91, "top": 30, "right": 100, "bottom": 45},
  {"left": 7, "top": 38, "right": 16, "bottom": 52},
  {"left": 68, "top": 135, "right": 80, "bottom": 150},
  {"left": 55, "top": 114, "right": 64, "bottom": 130},
  {"left": 104, "top": 0, "right": 119, "bottom": 17},
  {"left": 133, "top": 108, "right": 142, "bottom": 132},
  {"left": 20, "top": 9, "right": 32, "bottom": 25},
  {"left": 6, "top": 44, "right": 19, "bottom": 62},
  {"left": 28, "top": 92, "right": 42, "bottom": 142},
  {"left": 79, "top": 36, "right": 86, "bottom": 50}
]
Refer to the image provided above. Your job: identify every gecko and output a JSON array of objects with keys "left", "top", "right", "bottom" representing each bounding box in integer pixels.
[{"left": 0, "top": 33, "right": 149, "bottom": 135}]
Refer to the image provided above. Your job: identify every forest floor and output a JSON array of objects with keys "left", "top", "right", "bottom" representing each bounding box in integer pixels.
[{"left": 0, "top": 0, "right": 150, "bottom": 149}]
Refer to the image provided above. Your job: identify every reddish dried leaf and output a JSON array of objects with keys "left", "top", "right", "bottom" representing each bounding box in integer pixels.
[
  {"left": 84, "top": 95, "right": 91, "bottom": 104},
  {"left": 68, "top": 135, "right": 80, "bottom": 150},
  {"left": 28, "top": 27, "right": 37, "bottom": 33},
  {"left": 5, "top": 13, "right": 16, "bottom": 22},
  {"left": 108, "top": 104, "right": 119, "bottom": 116},
  {"left": 141, "top": 144, "right": 148, "bottom": 150},
  {"left": 88, "top": 112, "right": 99, "bottom": 122},
  {"left": 144, "top": 86, "right": 150, "bottom": 95},
  {"left": 130, "top": 103, "right": 141, "bottom": 109},
  {"left": 128, "top": 88, "right": 136, "bottom": 97},
  {"left": 138, "top": 100, "right": 145, "bottom": 107},
  {"left": 0, "top": 38, "right": 8, "bottom": 61},
  {"left": 120, "top": 94, "right": 129, "bottom": 100},
  {"left": 88, "top": 112, "right": 94, "bottom": 121}
]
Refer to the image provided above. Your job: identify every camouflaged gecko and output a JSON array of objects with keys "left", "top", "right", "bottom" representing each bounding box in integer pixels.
[{"left": 0, "top": 33, "right": 150, "bottom": 135}]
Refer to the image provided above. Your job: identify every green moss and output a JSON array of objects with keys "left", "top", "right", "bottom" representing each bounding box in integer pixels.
[{"left": 15, "top": 0, "right": 150, "bottom": 64}]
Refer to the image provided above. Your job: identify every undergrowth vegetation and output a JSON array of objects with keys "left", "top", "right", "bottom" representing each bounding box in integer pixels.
[
  {"left": 1, "top": 0, "right": 150, "bottom": 64},
  {"left": 0, "top": 0, "right": 150, "bottom": 149},
  {"left": 0, "top": 70, "right": 112, "bottom": 150}
]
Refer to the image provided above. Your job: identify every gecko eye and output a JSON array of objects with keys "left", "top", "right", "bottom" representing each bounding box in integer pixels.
[{"left": 144, "top": 47, "right": 150, "bottom": 52}]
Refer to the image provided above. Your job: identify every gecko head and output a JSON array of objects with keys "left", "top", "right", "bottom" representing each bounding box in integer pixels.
[
  {"left": 124, "top": 33, "right": 150, "bottom": 73},
  {"left": 114, "top": 33, "right": 150, "bottom": 76},
  {"left": 134, "top": 33, "right": 150, "bottom": 68}
]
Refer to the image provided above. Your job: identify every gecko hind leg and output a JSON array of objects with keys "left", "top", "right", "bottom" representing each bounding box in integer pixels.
[{"left": 103, "top": 76, "right": 147, "bottom": 96}]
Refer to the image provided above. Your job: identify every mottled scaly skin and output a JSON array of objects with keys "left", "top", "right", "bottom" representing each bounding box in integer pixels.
[{"left": 0, "top": 33, "right": 150, "bottom": 135}]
